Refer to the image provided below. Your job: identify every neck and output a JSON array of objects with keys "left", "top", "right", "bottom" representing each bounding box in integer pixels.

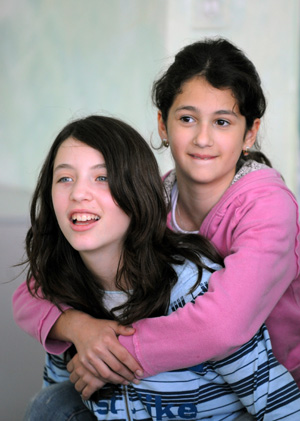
[
  {"left": 80, "top": 250, "right": 122, "bottom": 291},
  {"left": 176, "top": 174, "right": 233, "bottom": 230}
]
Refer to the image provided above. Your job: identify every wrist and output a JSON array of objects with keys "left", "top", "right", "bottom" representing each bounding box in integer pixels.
[{"left": 49, "top": 309, "right": 93, "bottom": 343}]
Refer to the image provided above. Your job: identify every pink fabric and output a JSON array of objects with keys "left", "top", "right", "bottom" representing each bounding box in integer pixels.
[
  {"left": 120, "top": 169, "right": 300, "bottom": 385},
  {"left": 12, "top": 280, "right": 72, "bottom": 354},
  {"left": 12, "top": 168, "right": 300, "bottom": 386}
]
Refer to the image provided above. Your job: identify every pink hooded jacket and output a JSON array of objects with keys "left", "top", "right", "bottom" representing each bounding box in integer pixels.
[{"left": 12, "top": 167, "right": 300, "bottom": 385}]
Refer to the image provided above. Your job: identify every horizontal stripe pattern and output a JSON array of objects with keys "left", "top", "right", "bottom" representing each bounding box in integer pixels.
[{"left": 44, "top": 259, "right": 300, "bottom": 420}]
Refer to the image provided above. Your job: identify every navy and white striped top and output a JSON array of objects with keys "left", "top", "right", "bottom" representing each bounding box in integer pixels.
[{"left": 43, "top": 258, "right": 300, "bottom": 420}]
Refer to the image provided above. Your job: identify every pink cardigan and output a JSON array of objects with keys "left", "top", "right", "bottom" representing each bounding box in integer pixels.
[{"left": 12, "top": 168, "right": 300, "bottom": 385}]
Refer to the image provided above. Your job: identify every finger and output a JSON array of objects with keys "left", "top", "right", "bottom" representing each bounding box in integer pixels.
[
  {"left": 108, "top": 346, "right": 143, "bottom": 378},
  {"left": 66, "top": 359, "right": 74, "bottom": 373},
  {"left": 71, "top": 352, "right": 132, "bottom": 385},
  {"left": 71, "top": 369, "right": 105, "bottom": 395},
  {"left": 91, "top": 357, "right": 134, "bottom": 384},
  {"left": 81, "top": 379, "right": 107, "bottom": 400},
  {"left": 68, "top": 354, "right": 100, "bottom": 378},
  {"left": 67, "top": 358, "right": 98, "bottom": 386},
  {"left": 75, "top": 343, "right": 138, "bottom": 383},
  {"left": 88, "top": 351, "right": 137, "bottom": 384},
  {"left": 73, "top": 377, "right": 88, "bottom": 394},
  {"left": 114, "top": 324, "right": 135, "bottom": 336},
  {"left": 91, "top": 335, "right": 143, "bottom": 378},
  {"left": 67, "top": 357, "right": 96, "bottom": 377},
  {"left": 71, "top": 371, "right": 111, "bottom": 400},
  {"left": 69, "top": 369, "right": 80, "bottom": 385}
]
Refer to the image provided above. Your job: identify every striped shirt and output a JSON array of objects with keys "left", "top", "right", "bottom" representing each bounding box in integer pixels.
[{"left": 44, "top": 259, "right": 300, "bottom": 420}]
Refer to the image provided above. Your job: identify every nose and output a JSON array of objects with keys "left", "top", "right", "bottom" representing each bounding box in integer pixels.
[
  {"left": 193, "top": 123, "right": 213, "bottom": 147},
  {"left": 70, "top": 180, "right": 93, "bottom": 202}
]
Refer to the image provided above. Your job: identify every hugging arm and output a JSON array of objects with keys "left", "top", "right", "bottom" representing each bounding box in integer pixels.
[
  {"left": 51, "top": 309, "right": 142, "bottom": 398},
  {"left": 12, "top": 185, "right": 300, "bottom": 391},
  {"left": 119, "top": 185, "right": 300, "bottom": 379},
  {"left": 12, "top": 281, "right": 143, "bottom": 396}
]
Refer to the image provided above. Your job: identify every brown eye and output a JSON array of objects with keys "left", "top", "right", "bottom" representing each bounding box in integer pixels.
[
  {"left": 180, "top": 116, "right": 195, "bottom": 123},
  {"left": 216, "top": 119, "right": 229, "bottom": 126}
]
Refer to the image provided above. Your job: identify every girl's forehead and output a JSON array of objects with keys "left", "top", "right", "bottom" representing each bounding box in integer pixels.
[
  {"left": 54, "top": 137, "right": 105, "bottom": 165},
  {"left": 172, "top": 77, "right": 239, "bottom": 113},
  {"left": 58, "top": 137, "right": 88, "bottom": 150},
  {"left": 181, "top": 76, "right": 234, "bottom": 97}
]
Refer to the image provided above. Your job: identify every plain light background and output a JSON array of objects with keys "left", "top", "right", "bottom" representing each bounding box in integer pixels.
[{"left": 1, "top": 1, "right": 299, "bottom": 419}]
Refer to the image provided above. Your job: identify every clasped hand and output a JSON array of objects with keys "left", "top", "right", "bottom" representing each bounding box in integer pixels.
[{"left": 65, "top": 317, "right": 143, "bottom": 400}]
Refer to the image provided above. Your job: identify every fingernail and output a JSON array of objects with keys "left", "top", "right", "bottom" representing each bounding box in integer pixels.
[
  {"left": 132, "top": 378, "right": 140, "bottom": 385},
  {"left": 135, "top": 370, "right": 143, "bottom": 377}
]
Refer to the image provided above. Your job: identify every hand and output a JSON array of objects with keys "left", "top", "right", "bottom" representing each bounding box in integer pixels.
[
  {"left": 73, "top": 317, "right": 143, "bottom": 384},
  {"left": 51, "top": 310, "right": 143, "bottom": 389},
  {"left": 67, "top": 353, "right": 107, "bottom": 400}
]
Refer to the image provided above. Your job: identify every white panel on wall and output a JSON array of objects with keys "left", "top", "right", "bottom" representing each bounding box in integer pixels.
[{"left": 191, "top": 0, "right": 231, "bottom": 29}]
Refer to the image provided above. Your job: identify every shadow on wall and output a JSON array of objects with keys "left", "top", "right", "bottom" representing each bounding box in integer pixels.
[{"left": 0, "top": 185, "right": 45, "bottom": 420}]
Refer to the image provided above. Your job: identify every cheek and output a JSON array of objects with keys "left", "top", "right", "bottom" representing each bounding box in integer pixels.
[
  {"left": 115, "top": 207, "right": 130, "bottom": 226},
  {"left": 112, "top": 207, "right": 130, "bottom": 235},
  {"left": 170, "top": 139, "right": 184, "bottom": 159},
  {"left": 105, "top": 195, "right": 129, "bottom": 223},
  {"left": 223, "top": 134, "right": 244, "bottom": 154}
]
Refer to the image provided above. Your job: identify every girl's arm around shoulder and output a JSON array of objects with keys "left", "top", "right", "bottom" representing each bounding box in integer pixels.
[
  {"left": 119, "top": 182, "right": 300, "bottom": 377},
  {"left": 12, "top": 279, "right": 72, "bottom": 354},
  {"left": 12, "top": 279, "right": 144, "bottom": 392}
]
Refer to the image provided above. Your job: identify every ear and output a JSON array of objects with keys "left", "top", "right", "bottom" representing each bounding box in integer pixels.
[
  {"left": 157, "top": 111, "right": 168, "bottom": 139},
  {"left": 244, "top": 118, "right": 260, "bottom": 149}
]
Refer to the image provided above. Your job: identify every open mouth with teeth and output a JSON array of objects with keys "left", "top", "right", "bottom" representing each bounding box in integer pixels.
[{"left": 71, "top": 213, "right": 100, "bottom": 225}]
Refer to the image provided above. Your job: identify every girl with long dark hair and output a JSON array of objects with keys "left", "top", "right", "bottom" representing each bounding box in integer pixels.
[{"left": 19, "top": 114, "right": 300, "bottom": 419}]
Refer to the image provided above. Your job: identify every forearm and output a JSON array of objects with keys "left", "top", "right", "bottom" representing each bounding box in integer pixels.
[
  {"left": 12, "top": 279, "right": 72, "bottom": 354},
  {"left": 12, "top": 279, "right": 142, "bottom": 389},
  {"left": 120, "top": 269, "right": 296, "bottom": 378},
  {"left": 119, "top": 189, "right": 300, "bottom": 377},
  {"left": 49, "top": 309, "right": 96, "bottom": 345}
]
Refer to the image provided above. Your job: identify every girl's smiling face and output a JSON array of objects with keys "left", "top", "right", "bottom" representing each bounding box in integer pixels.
[
  {"left": 158, "top": 77, "right": 260, "bottom": 192},
  {"left": 51, "top": 137, "right": 131, "bottom": 266}
]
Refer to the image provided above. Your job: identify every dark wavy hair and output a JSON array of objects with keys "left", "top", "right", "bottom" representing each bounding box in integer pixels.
[
  {"left": 25, "top": 115, "right": 223, "bottom": 326},
  {"left": 152, "top": 37, "right": 271, "bottom": 167}
]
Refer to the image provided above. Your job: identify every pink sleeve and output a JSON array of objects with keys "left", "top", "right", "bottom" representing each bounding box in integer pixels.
[
  {"left": 120, "top": 187, "right": 300, "bottom": 377},
  {"left": 12, "top": 279, "right": 72, "bottom": 354}
]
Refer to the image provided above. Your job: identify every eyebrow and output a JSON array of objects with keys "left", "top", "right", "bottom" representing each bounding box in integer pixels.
[
  {"left": 53, "top": 163, "right": 106, "bottom": 173},
  {"left": 175, "top": 105, "right": 238, "bottom": 117}
]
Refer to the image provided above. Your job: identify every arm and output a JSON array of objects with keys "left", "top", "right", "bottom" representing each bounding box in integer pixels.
[
  {"left": 12, "top": 279, "right": 71, "bottom": 354},
  {"left": 119, "top": 185, "right": 300, "bottom": 377},
  {"left": 51, "top": 309, "right": 142, "bottom": 387},
  {"left": 12, "top": 280, "right": 143, "bottom": 388}
]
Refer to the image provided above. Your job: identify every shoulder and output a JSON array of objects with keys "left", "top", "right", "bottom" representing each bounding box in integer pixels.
[
  {"left": 202, "top": 166, "right": 299, "bottom": 238},
  {"left": 232, "top": 160, "right": 270, "bottom": 184},
  {"left": 170, "top": 258, "right": 221, "bottom": 303},
  {"left": 221, "top": 166, "right": 297, "bottom": 210},
  {"left": 172, "top": 257, "right": 221, "bottom": 277}
]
